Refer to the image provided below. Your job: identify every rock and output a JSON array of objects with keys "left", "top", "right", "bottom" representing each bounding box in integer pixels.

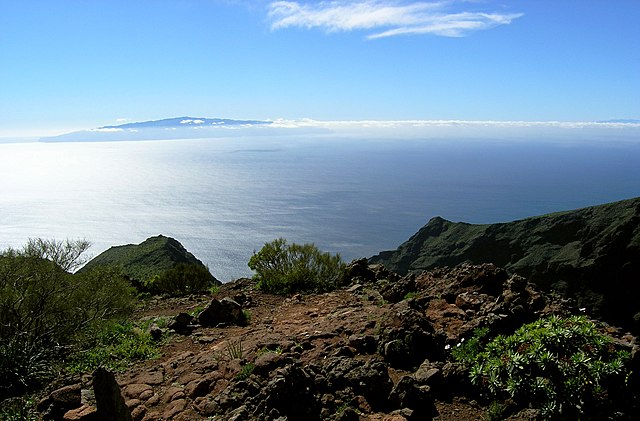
[
  {"left": 505, "top": 275, "right": 528, "bottom": 292},
  {"left": 184, "top": 378, "right": 213, "bottom": 399},
  {"left": 133, "top": 370, "right": 164, "bottom": 386},
  {"left": 455, "top": 292, "right": 489, "bottom": 310},
  {"left": 332, "top": 346, "right": 356, "bottom": 357},
  {"left": 343, "top": 258, "right": 400, "bottom": 285},
  {"left": 343, "top": 360, "right": 393, "bottom": 411},
  {"left": 346, "top": 283, "right": 364, "bottom": 293},
  {"left": 413, "top": 361, "right": 442, "bottom": 389},
  {"left": 63, "top": 404, "right": 97, "bottom": 421},
  {"left": 335, "top": 406, "right": 360, "bottom": 421},
  {"left": 380, "top": 301, "right": 442, "bottom": 368},
  {"left": 227, "top": 405, "right": 250, "bottom": 421},
  {"left": 348, "top": 334, "right": 378, "bottom": 354},
  {"left": 197, "top": 297, "right": 246, "bottom": 327},
  {"left": 123, "top": 384, "right": 153, "bottom": 400},
  {"left": 380, "top": 275, "right": 416, "bottom": 303},
  {"left": 161, "top": 386, "right": 185, "bottom": 404},
  {"left": 92, "top": 367, "right": 133, "bottom": 421},
  {"left": 146, "top": 323, "right": 163, "bottom": 341},
  {"left": 343, "top": 258, "right": 377, "bottom": 283},
  {"left": 168, "top": 312, "right": 194, "bottom": 335},
  {"left": 162, "top": 399, "right": 186, "bottom": 419},
  {"left": 38, "top": 383, "right": 82, "bottom": 421},
  {"left": 388, "top": 376, "right": 436, "bottom": 420},
  {"left": 437, "top": 362, "right": 470, "bottom": 398},
  {"left": 254, "top": 364, "right": 320, "bottom": 420},
  {"left": 370, "top": 198, "right": 640, "bottom": 332},
  {"left": 383, "top": 339, "right": 410, "bottom": 367},
  {"left": 253, "top": 352, "right": 291, "bottom": 377},
  {"left": 130, "top": 405, "right": 147, "bottom": 421}
]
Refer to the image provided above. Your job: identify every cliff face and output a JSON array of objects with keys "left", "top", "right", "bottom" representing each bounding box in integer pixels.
[
  {"left": 370, "top": 197, "right": 640, "bottom": 329},
  {"left": 80, "top": 235, "right": 216, "bottom": 283}
]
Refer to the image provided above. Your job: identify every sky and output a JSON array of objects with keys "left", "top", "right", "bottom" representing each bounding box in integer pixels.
[{"left": 1, "top": 0, "right": 639, "bottom": 136}]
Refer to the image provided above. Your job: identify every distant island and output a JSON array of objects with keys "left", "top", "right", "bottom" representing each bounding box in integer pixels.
[{"left": 39, "top": 116, "right": 271, "bottom": 142}]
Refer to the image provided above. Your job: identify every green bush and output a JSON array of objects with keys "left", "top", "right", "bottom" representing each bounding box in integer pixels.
[
  {"left": 142, "top": 263, "right": 217, "bottom": 296},
  {"left": 455, "top": 315, "right": 632, "bottom": 418},
  {"left": 0, "top": 240, "right": 135, "bottom": 399},
  {"left": 248, "top": 238, "right": 345, "bottom": 294}
]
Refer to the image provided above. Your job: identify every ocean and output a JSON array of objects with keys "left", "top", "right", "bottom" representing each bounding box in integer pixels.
[{"left": 1, "top": 135, "right": 639, "bottom": 281}]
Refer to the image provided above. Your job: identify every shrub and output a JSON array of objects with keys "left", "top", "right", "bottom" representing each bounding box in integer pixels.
[
  {"left": 456, "top": 315, "right": 632, "bottom": 418},
  {"left": 142, "top": 263, "right": 217, "bottom": 296},
  {"left": 248, "top": 238, "right": 345, "bottom": 294},
  {"left": 0, "top": 240, "right": 135, "bottom": 399}
]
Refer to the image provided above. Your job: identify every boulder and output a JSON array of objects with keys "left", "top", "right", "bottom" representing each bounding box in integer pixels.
[
  {"left": 38, "top": 383, "right": 82, "bottom": 421},
  {"left": 197, "top": 297, "right": 246, "bottom": 327},
  {"left": 92, "top": 367, "right": 133, "bottom": 421},
  {"left": 63, "top": 404, "right": 97, "bottom": 421},
  {"left": 388, "top": 376, "right": 436, "bottom": 420},
  {"left": 168, "top": 312, "right": 194, "bottom": 335}
]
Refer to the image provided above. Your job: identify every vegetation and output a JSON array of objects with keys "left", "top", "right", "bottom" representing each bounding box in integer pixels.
[
  {"left": 0, "top": 397, "right": 38, "bottom": 421},
  {"left": 0, "top": 239, "right": 135, "bottom": 399},
  {"left": 403, "top": 291, "right": 418, "bottom": 300},
  {"left": 236, "top": 363, "right": 255, "bottom": 380},
  {"left": 248, "top": 238, "right": 345, "bottom": 294},
  {"left": 453, "top": 315, "right": 632, "bottom": 419},
  {"left": 80, "top": 235, "right": 220, "bottom": 292},
  {"left": 67, "top": 321, "right": 160, "bottom": 373},
  {"left": 225, "top": 339, "right": 244, "bottom": 360},
  {"left": 142, "top": 263, "right": 218, "bottom": 296},
  {"left": 450, "top": 327, "right": 489, "bottom": 364}
]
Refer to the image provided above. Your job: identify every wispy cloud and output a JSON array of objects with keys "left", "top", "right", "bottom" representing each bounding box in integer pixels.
[{"left": 267, "top": 1, "right": 523, "bottom": 39}]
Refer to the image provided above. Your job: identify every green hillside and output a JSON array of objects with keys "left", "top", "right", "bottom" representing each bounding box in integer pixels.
[
  {"left": 80, "top": 235, "right": 219, "bottom": 285},
  {"left": 370, "top": 197, "right": 640, "bottom": 329}
]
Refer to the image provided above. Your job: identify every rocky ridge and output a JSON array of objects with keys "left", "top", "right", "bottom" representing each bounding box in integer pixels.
[
  {"left": 370, "top": 197, "right": 640, "bottom": 331},
  {"left": 39, "top": 261, "right": 639, "bottom": 420}
]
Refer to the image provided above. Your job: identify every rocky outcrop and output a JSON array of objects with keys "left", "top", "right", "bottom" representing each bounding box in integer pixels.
[
  {"left": 28, "top": 262, "right": 636, "bottom": 420},
  {"left": 370, "top": 197, "right": 640, "bottom": 331}
]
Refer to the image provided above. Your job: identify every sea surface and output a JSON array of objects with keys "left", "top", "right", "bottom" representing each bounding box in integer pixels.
[{"left": 1, "top": 135, "right": 639, "bottom": 281}]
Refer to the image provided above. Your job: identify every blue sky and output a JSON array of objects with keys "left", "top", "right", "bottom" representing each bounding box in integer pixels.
[{"left": 1, "top": 0, "right": 639, "bottom": 136}]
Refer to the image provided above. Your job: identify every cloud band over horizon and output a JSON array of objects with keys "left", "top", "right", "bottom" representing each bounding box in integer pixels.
[{"left": 268, "top": 0, "right": 523, "bottom": 39}]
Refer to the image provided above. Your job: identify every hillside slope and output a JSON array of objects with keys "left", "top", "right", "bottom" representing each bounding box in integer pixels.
[
  {"left": 80, "top": 235, "right": 218, "bottom": 284},
  {"left": 370, "top": 197, "right": 640, "bottom": 329}
]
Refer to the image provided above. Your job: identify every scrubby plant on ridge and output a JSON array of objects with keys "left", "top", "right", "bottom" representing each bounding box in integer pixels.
[
  {"left": 453, "top": 315, "right": 633, "bottom": 419},
  {"left": 248, "top": 238, "right": 345, "bottom": 294}
]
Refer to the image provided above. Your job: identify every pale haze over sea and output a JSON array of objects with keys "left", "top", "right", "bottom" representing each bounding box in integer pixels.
[{"left": 1, "top": 123, "right": 639, "bottom": 281}]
